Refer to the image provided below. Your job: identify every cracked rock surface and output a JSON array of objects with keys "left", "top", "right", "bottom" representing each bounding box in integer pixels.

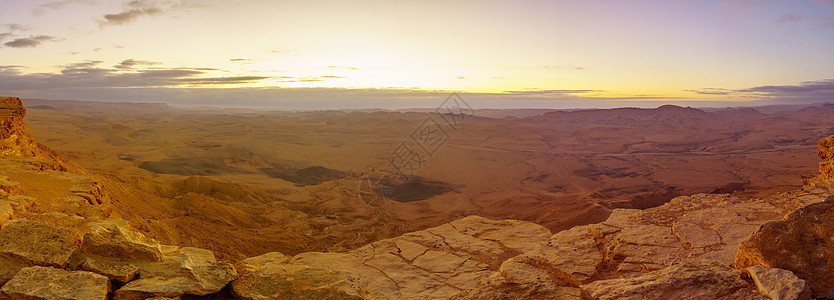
[{"left": 232, "top": 215, "right": 551, "bottom": 300}]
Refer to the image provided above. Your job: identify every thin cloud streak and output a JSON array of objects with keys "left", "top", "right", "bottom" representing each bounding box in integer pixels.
[{"left": 3, "top": 35, "right": 61, "bottom": 48}]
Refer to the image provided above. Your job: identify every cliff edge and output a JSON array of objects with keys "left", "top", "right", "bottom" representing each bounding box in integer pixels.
[{"left": 1, "top": 96, "right": 84, "bottom": 173}]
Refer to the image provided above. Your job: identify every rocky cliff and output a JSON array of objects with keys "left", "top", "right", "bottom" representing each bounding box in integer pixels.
[
  {"left": 819, "top": 135, "right": 834, "bottom": 183},
  {"left": 1, "top": 97, "right": 833, "bottom": 299},
  {"left": 1, "top": 97, "right": 84, "bottom": 173}
]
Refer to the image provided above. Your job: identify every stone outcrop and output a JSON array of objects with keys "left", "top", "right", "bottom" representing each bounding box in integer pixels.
[
  {"left": 581, "top": 260, "right": 760, "bottom": 300},
  {"left": 746, "top": 266, "right": 811, "bottom": 300},
  {"left": 735, "top": 198, "right": 834, "bottom": 298},
  {"left": 0, "top": 266, "right": 109, "bottom": 300},
  {"left": 111, "top": 247, "right": 237, "bottom": 299},
  {"left": 232, "top": 215, "right": 551, "bottom": 299},
  {"left": 0, "top": 97, "right": 82, "bottom": 173},
  {"left": 232, "top": 252, "right": 362, "bottom": 300},
  {"left": 819, "top": 135, "right": 834, "bottom": 183},
  {"left": 0, "top": 219, "right": 78, "bottom": 284},
  {"left": 80, "top": 219, "right": 163, "bottom": 261}
]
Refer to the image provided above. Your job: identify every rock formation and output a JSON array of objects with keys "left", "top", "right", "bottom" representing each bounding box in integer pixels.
[
  {"left": 1, "top": 97, "right": 83, "bottom": 173},
  {"left": 819, "top": 135, "right": 834, "bottom": 183},
  {"left": 735, "top": 198, "right": 834, "bottom": 298}
]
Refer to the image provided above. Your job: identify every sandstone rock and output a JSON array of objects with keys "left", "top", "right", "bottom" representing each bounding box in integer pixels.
[
  {"left": 0, "top": 254, "right": 32, "bottom": 286},
  {"left": 81, "top": 219, "right": 163, "bottom": 261},
  {"left": 0, "top": 200, "right": 13, "bottom": 228},
  {"left": 0, "top": 180, "right": 19, "bottom": 196},
  {"left": 581, "top": 260, "right": 756, "bottom": 300},
  {"left": 0, "top": 97, "right": 81, "bottom": 172},
  {"left": 231, "top": 215, "right": 550, "bottom": 300},
  {"left": 81, "top": 257, "right": 139, "bottom": 284},
  {"left": 0, "top": 266, "right": 110, "bottom": 300},
  {"left": 735, "top": 198, "right": 834, "bottom": 298},
  {"left": 113, "top": 247, "right": 237, "bottom": 299},
  {"left": 0, "top": 219, "right": 77, "bottom": 268},
  {"left": 232, "top": 252, "right": 362, "bottom": 300},
  {"left": 500, "top": 225, "right": 603, "bottom": 286},
  {"left": 746, "top": 266, "right": 811, "bottom": 300},
  {"left": 820, "top": 135, "right": 834, "bottom": 182},
  {"left": 819, "top": 135, "right": 834, "bottom": 160},
  {"left": 450, "top": 274, "right": 590, "bottom": 300}
]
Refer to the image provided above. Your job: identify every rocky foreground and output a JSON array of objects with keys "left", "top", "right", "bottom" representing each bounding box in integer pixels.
[{"left": 2, "top": 96, "right": 834, "bottom": 299}]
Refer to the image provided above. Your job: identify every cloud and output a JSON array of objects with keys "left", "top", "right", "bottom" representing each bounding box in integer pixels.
[
  {"left": 684, "top": 88, "right": 733, "bottom": 95},
  {"left": 4, "top": 24, "right": 28, "bottom": 32},
  {"left": 3, "top": 35, "right": 61, "bottom": 48},
  {"left": 501, "top": 90, "right": 597, "bottom": 96},
  {"left": 544, "top": 65, "right": 585, "bottom": 71},
  {"left": 774, "top": 13, "right": 830, "bottom": 24},
  {"left": 177, "top": 76, "right": 272, "bottom": 84},
  {"left": 813, "top": 22, "right": 834, "bottom": 30},
  {"left": 32, "top": 0, "right": 96, "bottom": 16},
  {"left": 737, "top": 79, "right": 834, "bottom": 95},
  {"left": 0, "top": 24, "right": 29, "bottom": 43},
  {"left": 114, "top": 59, "right": 161, "bottom": 69},
  {"left": 813, "top": 0, "right": 834, "bottom": 5},
  {"left": 102, "top": 7, "right": 163, "bottom": 26},
  {"left": 328, "top": 66, "right": 359, "bottom": 71},
  {"left": 229, "top": 58, "right": 252, "bottom": 62},
  {"left": 98, "top": 1, "right": 208, "bottom": 27},
  {"left": 719, "top": 0, "right": 771, "bottom": 12},
  {"left": 274, "top": 75, "right": 347, "bottom": 83},
  {"left": 774, "top": 13, "right": 804, "bottom": 23},
  {"left": 683, "top": 79, "right": 834, "bottom": 103},
  {"left": 0, "top": 59, "right": 273, "bottom": 92}
]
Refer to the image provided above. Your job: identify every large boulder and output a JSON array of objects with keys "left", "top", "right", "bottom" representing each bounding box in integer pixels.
[
  {"left": 0, "top": 219, "right": 77, "bottom": 284},
  {"left": 231, "top": 252, "right": 362, "bottom": 300},
  {"left": 746, "top": 266, "right": 811, "bottom": 300},
  {"left": 735, "top": 198, "right": 834, "bottom": 298},
  {"left": 80, "top": 219, "right": 163, "bottom": 261},
  {"left": 0, "top": 266, "right": 110, "bottom": 300},
  {"left": 113, "top": 247, "right": 237, "bottom": 299}
]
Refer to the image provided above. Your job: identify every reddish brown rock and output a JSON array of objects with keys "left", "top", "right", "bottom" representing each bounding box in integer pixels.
[
  {"left": 735, "top": 198, "right": 834, "bottom": 298},
  {"left": 819, "top": 135, "right": 834, "bottom": 182},
  {"left": 0, "top": 97, "right": 81, "bottom": 172}
]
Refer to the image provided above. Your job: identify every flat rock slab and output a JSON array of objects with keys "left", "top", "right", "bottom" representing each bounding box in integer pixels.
[
  {"left": 581, "top": 260, "right": 758, "bottom": 300},
  {"left": 231, "top": 215, "right": 551, "bottom": 300},
  {"left": 0, "top": 219, "right": 77, "bottom": 268},
  {"left": 747, "top": 266, "right": 811, "bottom": 300},
  {"left": 231, "top": 254, "right": 363, "bottom": 300},
  {"left": 0, "top": 266, "right": 110, "bottom": 300}
]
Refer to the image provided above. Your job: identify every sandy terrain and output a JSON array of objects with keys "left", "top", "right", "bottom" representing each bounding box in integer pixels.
[{"left": 19, "top": 99, "right": 834, "bottom": 260}]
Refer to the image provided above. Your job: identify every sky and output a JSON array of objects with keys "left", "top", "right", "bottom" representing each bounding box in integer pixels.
[{"left": 0, "top": 0, "right": 833, "bottom": 109}]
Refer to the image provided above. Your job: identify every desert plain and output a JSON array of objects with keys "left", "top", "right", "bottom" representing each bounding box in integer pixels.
[{"left": 16, "top": 98, "right": 834, "bottom": 262}]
